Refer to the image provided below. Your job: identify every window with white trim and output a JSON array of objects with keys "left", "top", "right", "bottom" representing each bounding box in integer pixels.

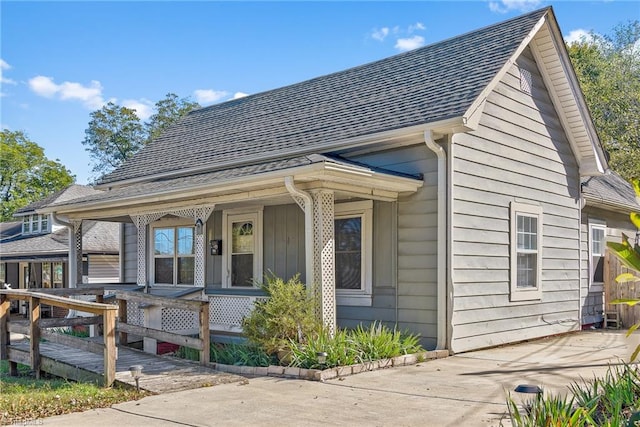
[
  {"left": 153, "top": 225, "right": 195, "bottom": 285},
  {"left": 334, "top": 200, "right": 372, "bottom": 306},
  {"left": 510, "top": 202, "right": 543, "bottom": 301},
  {"left": 223, "top": 209, "right": 263, "bottom": 288},
  {"left": 589, "top": 222, "right": 606, "bottom": 285},
  {"left": 21, "top": 214, "right": 50, "bottom": 235}
]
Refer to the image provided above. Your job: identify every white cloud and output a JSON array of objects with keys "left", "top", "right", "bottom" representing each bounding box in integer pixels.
[
  {"left": 0, "top": 59, "right": 16, "bottom": 85},
  {"left": 28, "top": 75, "right": 105, "bottom": 109},
  {"left": 371, "top": 27, "right": 390, "bottom": 42},
  {"left": 233, "top": 92, "right": 249, "bottom": 99},
  {"left": 194, "top": 89, "right": 228, "bottom": 104},
  {"left": 489, "top": 0, "right": 542, "bottom": 13},
  {"left": 123, "top": 99, "right": 154, "bottom": 120},
  {"left": 408, "top": 22, "right": 426, "bottom": 33},
  {"left": 564, "top": 29, "right": 597, "bottom": 45},
  {"left": 395, "top": 36, "right": 425, "bottom": 52}
]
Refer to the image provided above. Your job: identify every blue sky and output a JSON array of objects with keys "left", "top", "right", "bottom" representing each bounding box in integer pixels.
[{"left": 2, "top": 1, "right": 639, "bottom": 184}]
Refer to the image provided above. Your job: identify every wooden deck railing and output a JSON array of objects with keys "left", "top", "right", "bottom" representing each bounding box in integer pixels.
[
  {"left": 115, "top": 290, "right": 210, "bottom": 365},
  {"left": 0, "top": 289, "right": 119, "bottom": 386}
]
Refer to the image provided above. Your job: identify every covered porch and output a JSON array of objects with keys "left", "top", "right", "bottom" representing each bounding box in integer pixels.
[{"left": 43, "top": 155, "right": 422, "bottom": 339}]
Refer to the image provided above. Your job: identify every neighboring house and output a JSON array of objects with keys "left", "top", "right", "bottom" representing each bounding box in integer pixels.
[
  {"left": 40, "top": 7, "right": 610, "bottom": 353},
  {"left": 580, "top": 172, "right": 640, "bottom": 327},
  {"left": 0, "top": 185, "right": 121, "bottom": 315}
]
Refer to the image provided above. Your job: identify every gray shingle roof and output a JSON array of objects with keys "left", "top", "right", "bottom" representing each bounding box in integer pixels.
[
  {"left": 98, "top": 7, "right": 549, "bottom": 185},
  {"left": 14, "top": 185, "right": 103, "bottom": 215},
  {"left": 0, "top": 221, "right": 120, "bottom": 260},
  {"left": 582, "top": 173, "right": 640, "bottom": 213}
]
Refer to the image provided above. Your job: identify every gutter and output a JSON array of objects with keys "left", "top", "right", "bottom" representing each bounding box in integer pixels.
[
  {"left": 424, "top": 130, "right": 448, "bottom": 351},
  {"left": 284, "top": 177, "right": 314, "bottom": 290}
]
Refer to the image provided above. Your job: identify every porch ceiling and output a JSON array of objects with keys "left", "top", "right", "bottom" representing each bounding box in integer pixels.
[{"left": 41, "top": 154, "right": 423, "bottom": 221}]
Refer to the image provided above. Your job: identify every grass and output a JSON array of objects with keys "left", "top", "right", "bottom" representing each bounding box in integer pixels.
[
  {"left": 177, "top": 342, "right": 274, "bottom": 367},
  {"left": 0, "top": 360, "right": 149, "bottom": 425}
]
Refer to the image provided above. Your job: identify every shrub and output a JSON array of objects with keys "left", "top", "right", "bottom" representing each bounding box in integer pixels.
[
  {"left": 241, "top": 273, "right": 322, "bottom": 355},
  {"left": 288, "top": 321, "right": 423, "bottom": 369},
  {"left": 176, "top": 343, "right": 274, "bottom": 367}
]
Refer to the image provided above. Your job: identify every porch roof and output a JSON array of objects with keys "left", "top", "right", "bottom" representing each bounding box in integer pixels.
[{"left": 40, "top": 154, "right": 422, "bottom": 220}]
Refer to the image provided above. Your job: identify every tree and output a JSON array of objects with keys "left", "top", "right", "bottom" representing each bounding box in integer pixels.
[
  {"left": 83, "top": 94, "right": 199, "bottom": 179},
  {"left": 567, "top": 21, "right": 640, "bottom": 182},
  {"left": 82, "top": 102, "right": 145, "bottom": 179},
  {"left": 145, "top": 93, "right": 200, "bottom": 143},
  {"left": 0, "top": 130, "right": 75, "bottom": 221}
]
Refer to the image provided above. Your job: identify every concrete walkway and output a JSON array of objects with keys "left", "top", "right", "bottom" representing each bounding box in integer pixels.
[{"left": 41, "top": 330, "right": 634, "bottom": 427}]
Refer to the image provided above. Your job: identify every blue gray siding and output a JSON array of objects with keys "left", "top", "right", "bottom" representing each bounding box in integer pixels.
[{"left": 450, "top": 47, "right": 582, "bottom": 352}]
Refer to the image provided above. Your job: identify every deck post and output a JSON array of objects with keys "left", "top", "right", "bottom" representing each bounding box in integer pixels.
[
  {"left": 118, "top": 298, "right": 128, "bottom": 345},
  {"left": 103, "top": 308, "right": 117, "bottom": 387},
  {"left": 29, "top": 296, "right": 41, "bottom": 379},
  {"left": 0, "top": 294, "right": 9, "bottom": 360},
  {"left": 199, "top": 301, "right": 210, "bottom": 365}
]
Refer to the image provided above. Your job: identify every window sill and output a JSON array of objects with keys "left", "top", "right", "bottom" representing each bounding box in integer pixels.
[
  {"left": 337, "top": 293, "right": 372, "bottom": 307},
  {"left": 510, "top": 288, "right": 542, "bottom": 302}
]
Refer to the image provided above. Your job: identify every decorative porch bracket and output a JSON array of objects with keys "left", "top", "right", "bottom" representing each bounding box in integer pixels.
[
  {"left": 130, "top": 205, "right": 215, "bottom": 287},
  {"left": 312, "top": 190, "right": 336, "bottom": 335}
]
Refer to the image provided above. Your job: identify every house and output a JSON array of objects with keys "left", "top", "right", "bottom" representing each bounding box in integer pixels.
[
  {"left": 580, "top": 172, "right": 640, "bottom": 327},
  {"left": 0, "top": 185, "right": 121, "bottom": 314},
  {"left": 39, "top": 7, "right": 610, "bottom": 353}
]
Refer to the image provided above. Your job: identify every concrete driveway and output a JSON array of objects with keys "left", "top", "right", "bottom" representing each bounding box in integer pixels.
[{"left": 41, "top": 330, "right": 634, "bottom": 427}]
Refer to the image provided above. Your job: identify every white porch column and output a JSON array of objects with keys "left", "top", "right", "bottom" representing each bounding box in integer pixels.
[
  {"left": 69, "top": 220, "right": 82, "bottom": 288},
  {"left": 312, "top": 190, "right": 336, "bottom": 335},
  {"left": 130, "top": 214, "right": 163, "bottom": 287},
  {"left": 193, "top": 206, "right": 215, "bottom": 287}
]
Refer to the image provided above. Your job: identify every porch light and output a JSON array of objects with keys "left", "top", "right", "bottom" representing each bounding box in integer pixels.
[
  {"left": 316, "top": 351, "right": 328, "bottom": 367},
  {"left": 195, "top": 218, "right": 203, "bottom": 235},
  {"left": 129, "top": 365, "right": 143, "bottom": 391}
]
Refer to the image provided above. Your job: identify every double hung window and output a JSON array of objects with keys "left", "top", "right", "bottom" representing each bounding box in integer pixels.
[
  {"left": 153, "top": 226, "right": 195, "bottom": 285},
  {"left": 510, "top": 202, "right": 543, "bottom": 301}
]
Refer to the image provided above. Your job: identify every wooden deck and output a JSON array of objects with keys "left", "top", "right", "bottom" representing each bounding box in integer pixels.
[{"left": 9, "top": 339, "right": 246, "bottom": 393}]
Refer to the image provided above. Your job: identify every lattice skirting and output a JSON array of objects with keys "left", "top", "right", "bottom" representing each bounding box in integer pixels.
[
  {"left": 208, "top": 295, "right": 267, "bottom": 332},
  {"left": 161, "top": 308, "right": 199, "bottom": 331}
]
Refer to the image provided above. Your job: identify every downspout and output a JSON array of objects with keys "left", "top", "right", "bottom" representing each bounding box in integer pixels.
[
  {"left": 424, "top": 130, "right": 448, "bottom": 350},
  {"left": 284, "top": 177, "right": 314, "bottom": 290},
  {"left": 119, "top": 223, "right": 126, "bottom": 283}
]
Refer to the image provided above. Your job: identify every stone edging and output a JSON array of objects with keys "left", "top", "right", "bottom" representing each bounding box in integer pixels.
[{"left": 212, "top": 349, "right": 450, "bottom": 381}]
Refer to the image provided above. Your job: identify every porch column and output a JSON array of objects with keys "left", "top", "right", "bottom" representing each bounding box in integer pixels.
[
  {"left": 194, "top": 206, "right": 215, "bottom": 287},
  {"left": 69, "top": 220, "right": 82, "bottom": 288},
  {"left": 130, "top": 214, "right": 164, "bottom": 287},
  {"left": 312, "top": 190, "right": 336, "bottom": 334}
]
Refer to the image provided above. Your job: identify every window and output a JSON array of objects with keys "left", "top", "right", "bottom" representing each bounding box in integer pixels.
[
  {"left": 22, "top": 216, "right": 30, "bottom": 234},
  {"left": 334, "top": 201, "right": 372, "bottom": 306},
  {"left": 510, "top": 202, "right": 543, "bottom": 301},
  {"left": 223, "top": 209, "right": 263, "bottom": 287},
  {"left": 153, "top": 226, "right": 195, "bottom": 285},
  {"left": 52, "top": 262, "right": 63, "bottom": 288},
  {"left": 42, "top": 262, "right": 52, "bottom": 288},
  {"left": 590, "top": 223, "right": 606, "bottom": 285},
  {"left": 22, "top": 214, "right": 49, "bottom": 234}
]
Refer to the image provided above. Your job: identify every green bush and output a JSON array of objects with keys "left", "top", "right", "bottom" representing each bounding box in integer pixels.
[
  {"left": 176, "top": 343, "right": 274, "bottom": 367},
  {"left": 504, "top": 364, "right": 640, "bottom": 426},
  {"left": 241, "top": 273, "right": 322, "bottom": 355},
  {"left": 288, "top": 321, "right": 423, "bottom": 369}
]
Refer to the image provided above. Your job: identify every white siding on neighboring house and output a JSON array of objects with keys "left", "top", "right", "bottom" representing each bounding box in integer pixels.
[
  {"left": 87, "top": 254, "right": 120, "bottom": 283},
  {"left": 450, "top": 46, "right": 582, "bottom": 353}
]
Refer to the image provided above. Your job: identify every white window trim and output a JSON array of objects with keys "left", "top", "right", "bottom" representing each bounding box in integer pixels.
[
  {"left": 222, "top": 208, "right": 263, "bottom": 288},
  {"left": 22, "top": 214, "right": 49, "bottom": 235},
  {"left": 589, "top": 220, "right": 606, "bottom": 291},
  {"left": 334, "top": 200, "right": 373, "bottom": 307},
  {"left": 510, "top": 202, "right": 543, "bottom": 302},
  {"left": 150, "top": 217, "right": 196, "bottom": 286}
]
